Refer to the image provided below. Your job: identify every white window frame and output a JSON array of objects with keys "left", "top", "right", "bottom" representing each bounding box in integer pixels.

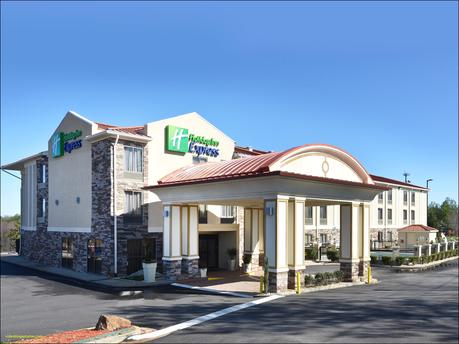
[
  {"left": 403, "top": 210, "right": 408, "bottom": 224},
  {"left": 387, "top": 208, "right": 392, "bottom": 225},
  {"left": 411, "top": 192, "right": 416, "bottom": 205},
  {"left": 378, "top": 208, "right": 383, "bottom": 224},
  {"left": 378, "top": 193, "right": 384, "bottom": 203},
  {"left": 387, "top": 189, "right": 392, "bottom": 204},
  {"left": 124, "top": 191, "right": 143, "bottom": 218},
  {"left": 403, "top": 190, "right": 408, "bottom": 205},
  {"left": 319, "top": 206, "right": 327, "bottom": 225},
  {"left": 124, "top": 146, "right": 143, "bottom": 173},
  {"left": 305, "top": 206, "right": 313, "bottom": 225},
  {"left": 221, "top": 205, "right": 235, "bottom": 218},
  {"left": 411, "top": 210, "right": 415, "bottom": 222}
]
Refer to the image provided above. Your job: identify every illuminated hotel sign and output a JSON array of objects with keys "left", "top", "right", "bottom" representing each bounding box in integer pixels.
[
  {"left": 165, "top": 125, "right": 220, "bottom": 157},
  {"left": 52, "top": 129, "right": 83, "bottom": 158}
]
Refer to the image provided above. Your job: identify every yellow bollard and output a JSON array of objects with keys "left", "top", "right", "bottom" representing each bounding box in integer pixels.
[
  {"left": 296, "top": 271, "right": 301, "bottom": 294},
  {"left": 260, "top": 275, "right": 264, "bottom": 293},
  {"left": 367, "top": 265, "right": 372, "bottom": 284}
]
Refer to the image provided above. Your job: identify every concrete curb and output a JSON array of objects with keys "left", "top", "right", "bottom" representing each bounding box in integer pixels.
[
  {"left": 74, "top": 326, "right": 152, "bottom": 344},
  {"left": 392, "top": 256, "right": 458, "bottom": 272}
]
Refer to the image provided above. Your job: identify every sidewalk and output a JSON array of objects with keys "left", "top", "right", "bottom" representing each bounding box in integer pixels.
[{"left": 0, "top": 254, "right": 171, "bottom": 290}]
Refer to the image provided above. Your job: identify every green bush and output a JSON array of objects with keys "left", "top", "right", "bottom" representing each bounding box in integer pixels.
[
  {"left": 242, "top": 253, "right": 252, "bottom": 265},
  {"left": 395, "top": 256, "right": 406, "bottom": 266},
  {"left": 420, "top": 256, "right": 426, "bottom": 264},
  {"left": 304, "top": 274, "right": 315, "bottom": 287},
  {"left": 431, "top": 253, "right": 438, "bottom": 261},
  {"left": 334, "top": 270, "right": 344, "bottom": 282},
  {"left": 305, "top": 245, "right": 318, "bottom": 260},
  {"left": 327, "top": 249, "right": 340, "bottom": 262},
  {"left": 370, "top": 256, "right": 378, "bottom": 265},
  {"left": 408, "top": 256, "right": 417, "bottom": 264},
  {"left": 314, "top": 272, "right": 325, "bottom": 285},
  {"left": 381, "top": 256, "right": 393, "bottom": 265},
  {"left": 439, "top": 252, "right": 445, "bottom": 260},
  {"left": 324, "top": 272, "right": 335, "bottom": 285}
]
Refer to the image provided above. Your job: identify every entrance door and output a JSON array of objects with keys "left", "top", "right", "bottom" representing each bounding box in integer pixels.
[
  {"left": 199, "top": 235, "right": 219, "bottom": 269},
  {"left": 127, "top": 239, "right": 143, "bottom": 275}
]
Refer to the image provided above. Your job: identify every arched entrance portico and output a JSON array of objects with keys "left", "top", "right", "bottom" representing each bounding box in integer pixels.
[{"left": 145, "top": 144, "right": 386, "bottom": 292}]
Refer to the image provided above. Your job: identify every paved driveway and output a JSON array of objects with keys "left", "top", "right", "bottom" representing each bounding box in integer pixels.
[
  {"left": 155, "top": 262, "right": 459, "bottom": 343},
  {"left": 0, "top": 261, "right": 244, "bottom": 341}
]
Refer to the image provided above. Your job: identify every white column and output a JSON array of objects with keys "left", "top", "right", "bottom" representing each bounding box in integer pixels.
[
  {"left": 162, "top": 204, "right": 183, "bottom": 279},
  {"left": 427, "top": 244, "right": 432, "bottom": 256}
]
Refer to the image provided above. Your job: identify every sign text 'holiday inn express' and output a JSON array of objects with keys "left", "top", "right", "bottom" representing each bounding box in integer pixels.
[
  {"left": 52, "top": 129, "right": 83, "bottom": 158},
  {"left": 165, "top": 125, "right": 220, "bottom": 157}
]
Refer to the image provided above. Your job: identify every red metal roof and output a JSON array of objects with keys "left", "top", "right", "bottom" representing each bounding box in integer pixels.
[
  {"left": 398, "top": 225, "right": 438, "bottom": 232},
  {"left": 234, "top": 146, "right": 270, "bottom": 156},
  {"left": 96, "top": 122, "right": 147, "bottom": 136},
  {"left": 370, "top": 174, "right": 427, "bottom": 190}
]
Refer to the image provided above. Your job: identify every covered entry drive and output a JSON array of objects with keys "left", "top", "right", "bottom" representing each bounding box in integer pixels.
[{"left": 145, "top": 144, "right": 386, "bottom": 292}]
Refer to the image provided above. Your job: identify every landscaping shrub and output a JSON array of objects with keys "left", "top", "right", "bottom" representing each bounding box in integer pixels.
[
  {"left": 314, "top": 272, "right": 325, "bottom": 285},
  {"left": 431, "top": 253, "right": 438, "bottom": 261},
  {"left": 304, "top": 274, "right": 315, "bottom": 287},
  {"left": 420, "top": 256, "right": 426, "bottom": 264},
  {"left": 305, "top": 245, "right": 318, "bottom": 260},
  {"left": 334, "top": 270, "right": 344, "bottom": 282},
  {"left": 242, "top": 253, "right": 252, "bottom": 265},
  {"left": 324, "top": 272, "right": 335, "bottom": 285},
  {"left": 370, "top": 256, "right": 378, "bottom": 265},
  {"left": 439, "top": 252, "right": 445, "bottom": 260},
  {"left": 395, "top": 256, "right": 406, "bottom": 266},
  {"left": 381, "top": 256, "right": 393, "bottom": 265},
  {"left": 327, "top": 249, "right": 340, "bottom": 262}
]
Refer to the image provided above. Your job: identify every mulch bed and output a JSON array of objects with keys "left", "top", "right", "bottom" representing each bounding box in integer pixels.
[{"left": 15, "top": 328, "right": 110, "bottom": 343}]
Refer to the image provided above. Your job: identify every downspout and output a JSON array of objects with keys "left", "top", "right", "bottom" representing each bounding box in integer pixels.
[{"left": 113, "top": 134, "right": 120, "bottom": 276}]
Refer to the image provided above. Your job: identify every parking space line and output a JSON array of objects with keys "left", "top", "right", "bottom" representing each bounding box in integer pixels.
[{"left": 127, "top": 294, "right": 283, "bottom": 342}]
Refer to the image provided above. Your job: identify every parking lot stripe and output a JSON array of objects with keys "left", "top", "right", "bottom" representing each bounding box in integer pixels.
[{"left": 126, "top": 294, "right": 283, "bottom": 342}]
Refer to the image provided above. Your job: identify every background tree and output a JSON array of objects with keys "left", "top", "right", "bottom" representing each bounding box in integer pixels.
[{"left": 428, "top": 198, "right": 458, "bottom": 235}]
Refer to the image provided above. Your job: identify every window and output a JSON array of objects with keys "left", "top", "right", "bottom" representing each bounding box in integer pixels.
[
  {"left": 221, "top": 206, "right": 235, "bottom": 224},
  {"left": 40, "top": 164, "right": 46, "bottom": 183},
  {"left": 387, "top": 208, "right": 392, "bottom": 225},
  {"left": 378, "top": 193, "right": 383, "bottom": 203},
  {"left": 387, "top": 231, "right": 393, "bottom": 242},
  {"left": 38, "top": 198, "right": 46, "bottom": 219},
  {"left": 378, "top": 208, "right": 383, "bottom": 224},
  {"left": 319, "top": 206, "right": 327, "bottom": 225},
  {"left": 411, "top": 210, "right": 415, "bottom": 222},
  {"left": 387, "top": 189, "right": 392, "bottom": 204},
  {"left": 193, "top": 156, "right": 208, "bottom": 164},
  {"left": 62, "top": 237, "right": 74, "bottom": 269},
  {"left": 411, "top": 192, "right": 416, "bottom": 205},
  {"left": 124, "top": 191, "right": 142, "bottom": 223},
  {"left": 403, "top": 210, "right": 408, "bottom": 224},
  {"left": 87, "top": 239, "right": 103, "bottom": 273},
  {"left": 403, "top": 191, "right": 408, "bottom": 205},
  {"left": 124, "top": 146, "right": 143, "bottom": 173},
  {"left": 305, "top": 206, "right": 313, "bottom": 225},
  {"left": 198, "top": 205, "right": 208, "bottom": 224},
  {"left": 320, "top": 234, "right": 328, "bottom": 244},
  {"left": 305, "top": 234, "right": 313, "bottom": 245},
  {"left": 377, "top": 231, "right": 383, "bottom": 242}
]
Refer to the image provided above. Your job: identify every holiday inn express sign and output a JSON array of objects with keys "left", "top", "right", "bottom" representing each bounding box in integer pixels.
[
  {"left": 52, "top": 129, "right": 83, "bottom": 158},
  {"left": 165, "top": 125, "right": 220, "bottom": 157}
]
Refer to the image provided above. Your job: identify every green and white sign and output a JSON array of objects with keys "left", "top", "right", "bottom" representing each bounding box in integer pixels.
[
  {"left": 165, "top": 125, "right": 220, "bottom": 157},
  {"left": 52, "top": 129, "right": 83, "bottom": 158}
]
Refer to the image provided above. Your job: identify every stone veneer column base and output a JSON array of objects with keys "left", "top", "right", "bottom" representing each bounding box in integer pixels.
[
  {"left": 288, "top": 268, "right": 305, "bottom": 290},
  {"left": 358, "top": 260, "right": 370, "bottom": 280},
  {"left": 340, "top": 261, "right": 360, "bottom": 282},
  {"left": 181, "top": 257, "right": 199, "bottom": 277},
  {"left": 163, "top": 258, "right": 182, "bottom": 280},
  {"left": 258, "top": 253, "right": 265, "bottom": 267},
  {"left": 268, "top": 270, "right": 288, "bottom": 293}
]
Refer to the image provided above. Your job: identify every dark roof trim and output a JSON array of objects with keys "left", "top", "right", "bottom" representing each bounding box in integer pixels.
[{"left": 370, "top": 174, "right": 427, "bottom": 190}]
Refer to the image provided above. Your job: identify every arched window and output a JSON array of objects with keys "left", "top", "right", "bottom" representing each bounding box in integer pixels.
[{"left": 87, "top": 239, "right": 103, "bottom": 273}]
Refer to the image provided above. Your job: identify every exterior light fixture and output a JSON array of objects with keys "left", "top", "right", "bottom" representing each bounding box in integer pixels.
[
  {"left": 163, "top": 210, "right": 169, "bottom": 218},
  {"left": 266, "top": 206, "right": 274, "bottom": 216}
]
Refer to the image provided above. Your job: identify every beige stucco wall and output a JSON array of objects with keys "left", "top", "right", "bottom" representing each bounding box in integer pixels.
[
  {"left": 47, "top": 112, "right": 98, "bottom": 231},
  {"left": 399, "top": 231, "right": 437, "bottom": 249},
  {"left": 146, "top": 112, "right": 235, "bottom": 232}
]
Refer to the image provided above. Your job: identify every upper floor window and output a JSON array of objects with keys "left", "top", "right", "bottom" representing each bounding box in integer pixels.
[
  {"left": 319, "top": 206, "right": 327, "bottom": 225},
  {"left": 403, "top": 210, "right": 408, "bottom": 223},
  {"left": 40, "top": 164, "right": 46, "bottom": 183},
  {"left": 305, "top": 206, "right": 313, "bottom": 225},
  {"left": 387, "top": 189, "right": 392, "bottom": 204},
  {"left": 403, "top": 191, "right": 408, "bottom": 205},
  {"left": 198, "top": 205, "right": 208, "bottom": 224},
  {"left": 124, "top": 146, "right": 143, "bottom": 173},
  {"left": 378, "top": 208, "right": 383, "bottom": 224},
  {"left": 411, "top": 192, "right": 416, "bottom": 205},
  {"left": 378, "top": 193, "right": 384, "bottom": 203},
  {"left": 387, "top": 208, "right": 392, "bottom": 224},
  {"left": 124, "top": 191, "right": 142, "bottom": 223},
  {"left": 411, "top": 210, "right": 415, "bottom": 222},
  {"left": 221, "top": 206, "right": 235, "bottom": 224}
]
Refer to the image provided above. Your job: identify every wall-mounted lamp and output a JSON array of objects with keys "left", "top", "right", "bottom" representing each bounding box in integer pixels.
[
  {"left": 163, "top": 210, "right": 169, "bottom": 218},
  {"left": 265, "top": 206, "right": 274, "bottom": 216},
  {"left": 55, "top": 199, "right": 59, "bottom": 206},
  {"left": 76, "top": 197, "right": 80, "bottom": 204}
]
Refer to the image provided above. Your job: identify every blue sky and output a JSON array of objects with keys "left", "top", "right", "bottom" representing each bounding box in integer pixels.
[{"left": 1, "top": 1, "right": 457, "bottom": 216}]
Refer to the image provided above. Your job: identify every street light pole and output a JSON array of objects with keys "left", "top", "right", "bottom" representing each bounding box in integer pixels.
[{"left": 426, "top": 178, "right": 433, "bottom": 216}]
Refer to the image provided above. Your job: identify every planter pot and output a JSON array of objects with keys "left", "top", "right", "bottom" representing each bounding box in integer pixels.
[
  {"left": 200, "top": 268, "right": 207, "bottom": 278},
  {"left": 243, "top": 263, "right": 252, "bottom": 273},
  {"left": 228, "top": 259, "right": 236, "bottom": 272},
  {"left": 142, "top": 262, "right": 157, "bottom": 283}
]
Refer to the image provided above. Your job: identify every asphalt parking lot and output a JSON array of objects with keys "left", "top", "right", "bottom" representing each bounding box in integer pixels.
[{"left": 1, "top": 260, "right": 458, "bottom": 343}]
